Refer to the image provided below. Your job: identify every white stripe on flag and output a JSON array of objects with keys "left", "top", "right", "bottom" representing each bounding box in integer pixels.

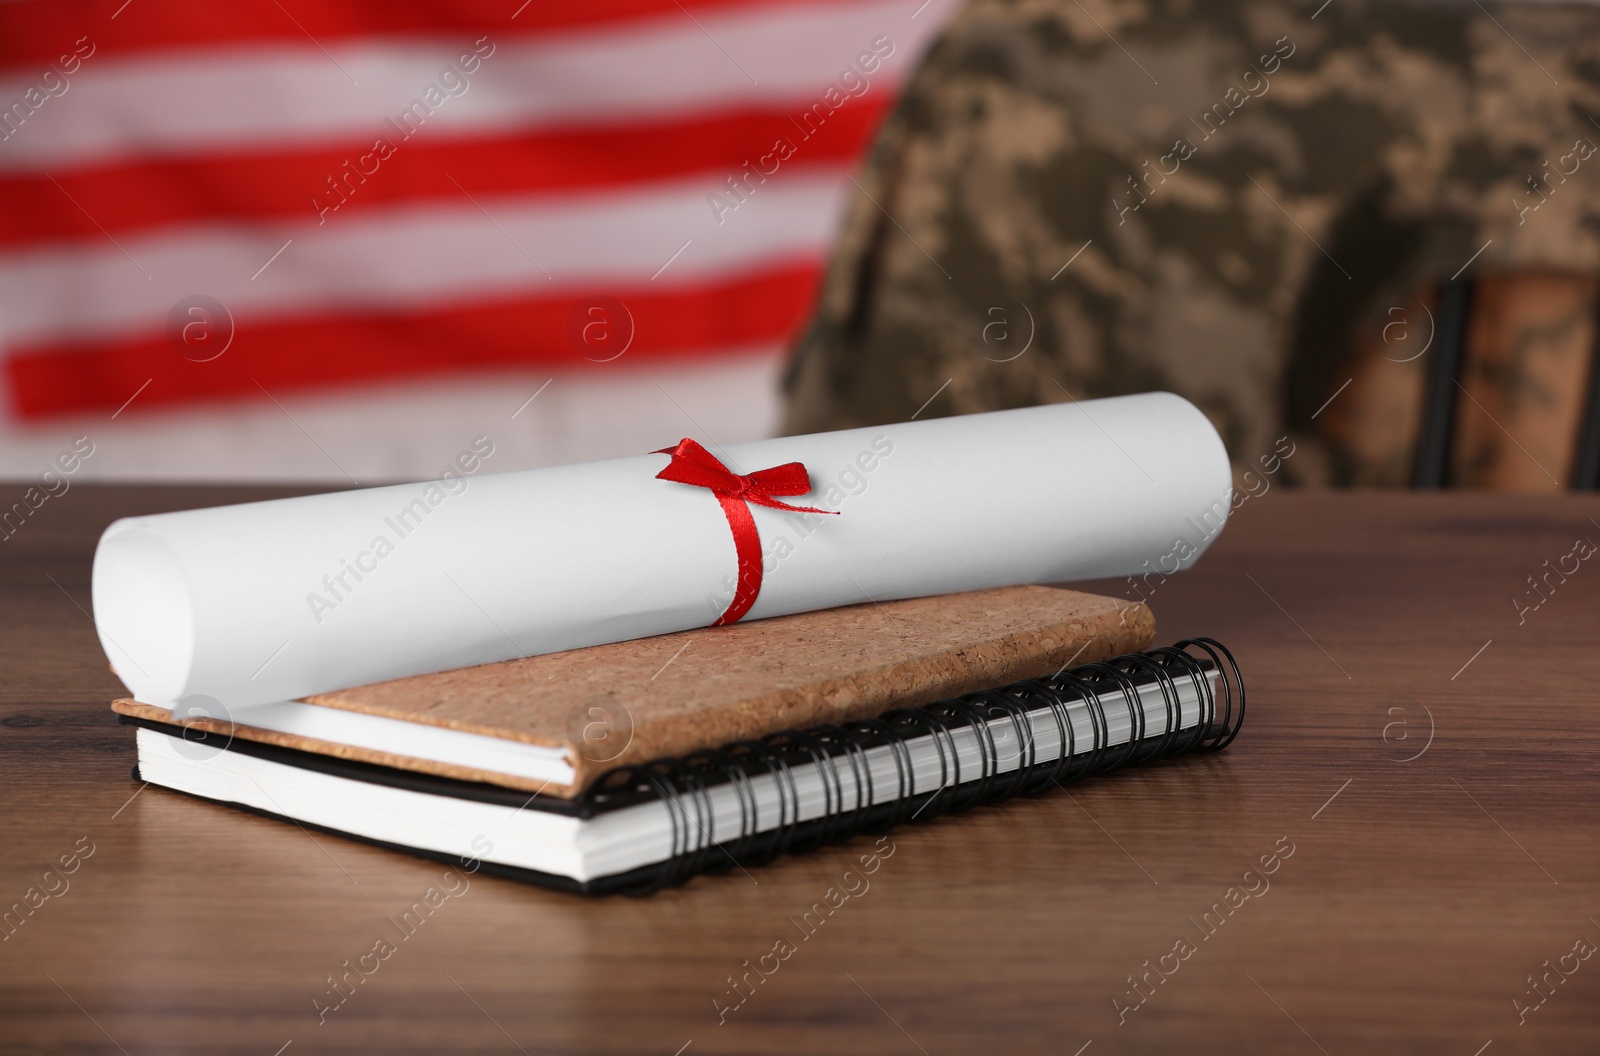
[
  {"left": 0, "top": 0, "right": 960, "bottom": 174},
  {"left": 0, "top": 171, "right": 851, "bottom": 347}
]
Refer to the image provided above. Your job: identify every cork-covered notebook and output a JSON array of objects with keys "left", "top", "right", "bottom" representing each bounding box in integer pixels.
[
  {"left": 114, "top": 585, "right": 1153, "bottom": 798},
  {"left": 114, "top": 586, "right": 1246, "bottom": 893}
]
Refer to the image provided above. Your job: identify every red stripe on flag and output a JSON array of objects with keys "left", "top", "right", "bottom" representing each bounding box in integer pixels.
[
  {"left": 4, "top": 259, "right": 821, "bottom": 418},
  {"left": 0, "top": 100, "right": 888, "bottom": 247},
  {"left": 0, "top": 0, "right": 830, "bottom": 70}
]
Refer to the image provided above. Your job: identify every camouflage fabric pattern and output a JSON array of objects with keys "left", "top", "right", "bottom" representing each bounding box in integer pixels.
[{"left": 782, "top": 0, "right": 1600, "bottom": 484}]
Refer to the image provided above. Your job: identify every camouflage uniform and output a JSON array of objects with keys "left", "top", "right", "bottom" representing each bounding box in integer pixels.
[{"left": 783, "top": 0, "right": 1600, "bottom": 486}]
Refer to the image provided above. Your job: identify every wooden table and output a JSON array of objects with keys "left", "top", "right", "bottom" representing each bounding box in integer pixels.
[{"left": 3, "top": 485, "right": 1598, "bottom": 1054}]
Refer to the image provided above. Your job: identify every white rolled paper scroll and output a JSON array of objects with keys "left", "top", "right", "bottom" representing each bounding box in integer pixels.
[{"left": 92, "top": 392, "right": 1232, "bottom": 709}]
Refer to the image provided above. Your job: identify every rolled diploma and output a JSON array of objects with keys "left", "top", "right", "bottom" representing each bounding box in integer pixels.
[{"left": 92, "top": 392, "right": 1231, "bottom": 710}]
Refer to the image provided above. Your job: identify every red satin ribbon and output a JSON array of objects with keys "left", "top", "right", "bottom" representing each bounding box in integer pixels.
[{"left": 655, "top": 437, "right": 836, "bottom": 625}]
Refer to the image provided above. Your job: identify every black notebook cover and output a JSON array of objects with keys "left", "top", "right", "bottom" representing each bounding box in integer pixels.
[{"left": 122, "top": 638, "right": 1244, "bottom": 895}]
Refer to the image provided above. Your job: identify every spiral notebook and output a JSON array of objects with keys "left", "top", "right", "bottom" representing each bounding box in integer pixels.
[{"left": 111, "top": 587, "right": 1244, "bottom": 893}]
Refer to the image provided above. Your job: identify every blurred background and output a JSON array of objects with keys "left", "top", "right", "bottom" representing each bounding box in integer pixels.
[
  {"left": 4, "top": 0, "right": 1600, "bottom": 490},
  {"left": 0, "top": 0, "right": 960, "bottom": 481}
]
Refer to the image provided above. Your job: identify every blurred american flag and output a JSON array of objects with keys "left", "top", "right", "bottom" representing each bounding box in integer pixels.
[{"left": 0, "top": 0, "right": 955, "bottom": 478}]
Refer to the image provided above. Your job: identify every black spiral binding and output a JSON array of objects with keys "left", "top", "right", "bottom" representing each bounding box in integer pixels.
[{"left": 586, "top": 639, "right": 1244, "bottom": 894}]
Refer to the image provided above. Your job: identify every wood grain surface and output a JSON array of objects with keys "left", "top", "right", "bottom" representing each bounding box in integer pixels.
[{"left": 3, "top": 484, "right": 1598, "bottom": 1054}]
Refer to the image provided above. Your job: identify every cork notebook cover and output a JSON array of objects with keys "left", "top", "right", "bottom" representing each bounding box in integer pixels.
[{"left": 112, "top": 585, "right": 1152, "bottom": 799}]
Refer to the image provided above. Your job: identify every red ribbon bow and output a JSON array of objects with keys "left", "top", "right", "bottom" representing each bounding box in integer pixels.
[{"left": 655, "top": 437, "right": 836, "bottom": 626}]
